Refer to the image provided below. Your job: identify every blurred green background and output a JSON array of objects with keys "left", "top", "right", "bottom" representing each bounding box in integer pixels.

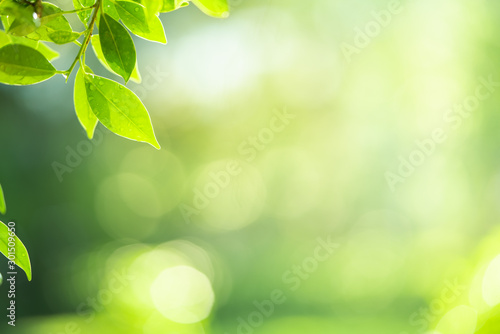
[{"left": 2, "top": 0, "right": 500, "bottom": 333}]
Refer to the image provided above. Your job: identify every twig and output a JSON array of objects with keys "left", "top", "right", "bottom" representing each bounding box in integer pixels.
[{"left": 64, "top": 0, "right": 102, "bottom": 81}]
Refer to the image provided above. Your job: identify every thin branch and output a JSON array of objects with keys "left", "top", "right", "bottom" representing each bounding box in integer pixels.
[
  {"left": 34, "top": 0, "right": 42, "bottom": 18},
  {"left": 41, "top": 6, "right": 96, "bottom": 21},
  {"left": 64, "top": 0, "right": 102, "bottom": 80}
]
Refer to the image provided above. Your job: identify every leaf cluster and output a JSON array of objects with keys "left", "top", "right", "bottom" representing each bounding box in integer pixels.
[{"left": 0, "top": 0, "right": 229, "bottom": 147}]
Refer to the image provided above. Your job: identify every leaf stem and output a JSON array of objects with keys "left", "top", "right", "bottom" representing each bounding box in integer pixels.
[
  {"left": 64, "top": 0, "right": 102, "bottom": 81},
  {"left": 60, "top": 7, "right": 96, "bottom": 15},
  {"left": 42, "top": 6, "right": 97, "bottom": 20}
]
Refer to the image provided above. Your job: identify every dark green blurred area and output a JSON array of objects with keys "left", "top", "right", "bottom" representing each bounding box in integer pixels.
[{"left": 2, "top": 0, "right": 500, "bottom": 333}]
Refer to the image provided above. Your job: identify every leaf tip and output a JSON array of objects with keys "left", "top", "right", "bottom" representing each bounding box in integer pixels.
[
  {"left": 150, "top": 140, "right": 161, "bottom": 150},
  {"left": 0, "top": 184, "right": 5, "bottom": 215}
]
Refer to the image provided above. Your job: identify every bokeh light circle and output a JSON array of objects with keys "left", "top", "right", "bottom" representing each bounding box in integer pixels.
[{"left": 150, "top": 265, "right": 215, "bottom": 324}]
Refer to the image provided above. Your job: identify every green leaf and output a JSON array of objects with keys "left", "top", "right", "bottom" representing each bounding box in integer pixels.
[
  {"left": 7, "top": 17, "right": 37, "bottom": 36},
  {"left": 0, "top": 0, "right": 26, "bottom": 16},
  {"left": 102, "top": 0, "right": 120, "bottom": 21},
  {"left": 91, "top": 34, "right": 141, "bottom": 83},
  {"left": 0, "top": 220, "right": 32, "bottom": 281},
  {"left": 114, "top": 1, "right": 148, "bottom": 31},
  {"left": 34, "top": 40, "right": 59, "bottom": 61},
  {"left": 0, "top": 184, "right": 5, "bottom": 215},
  {"left": 27, "top": 3, "right": 80, "bottom": 44},
  {"left": 114, "top": 0, "right": 166, "bottom": 44},
  {"left": 159, "top": 0, "right": 189, "bottom": 13},
  {"left": 142, "top": 14, "right": 166, "bottom": 44},
  {"left": 48, "top": 30, "right": 82, "bottom": 44},
  {"left": 73, "top": 0, "right": 95, "bottom": 27},
  {"left": 74, "top": 66, "right": 98, "bottom": 139},
  {"left": 0, "top": 0, "right": 37, "bottom": 36},
  {"left": 84, "top": 73, "right": 160, "bottom": 149},
  {"left": 0, "top": 44, "right": 56, "bottom": 85},
  {"left": 0, "top": 16, "right": 11, "bottom": 31},
  {"left": 98, "top": 13, "right": 136, "bottom": 82},
  {"left": 134, "top": 0, "right": 163, "bottom": 15},
  {"left": 0, "top": 30, "right": 8, "bottom": 44},
  {"left": 191, "top": 0, "right": 229, "bottom": 18},
  {"left": 0, "top": 29, "right": 59, "bottom": 60}
]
